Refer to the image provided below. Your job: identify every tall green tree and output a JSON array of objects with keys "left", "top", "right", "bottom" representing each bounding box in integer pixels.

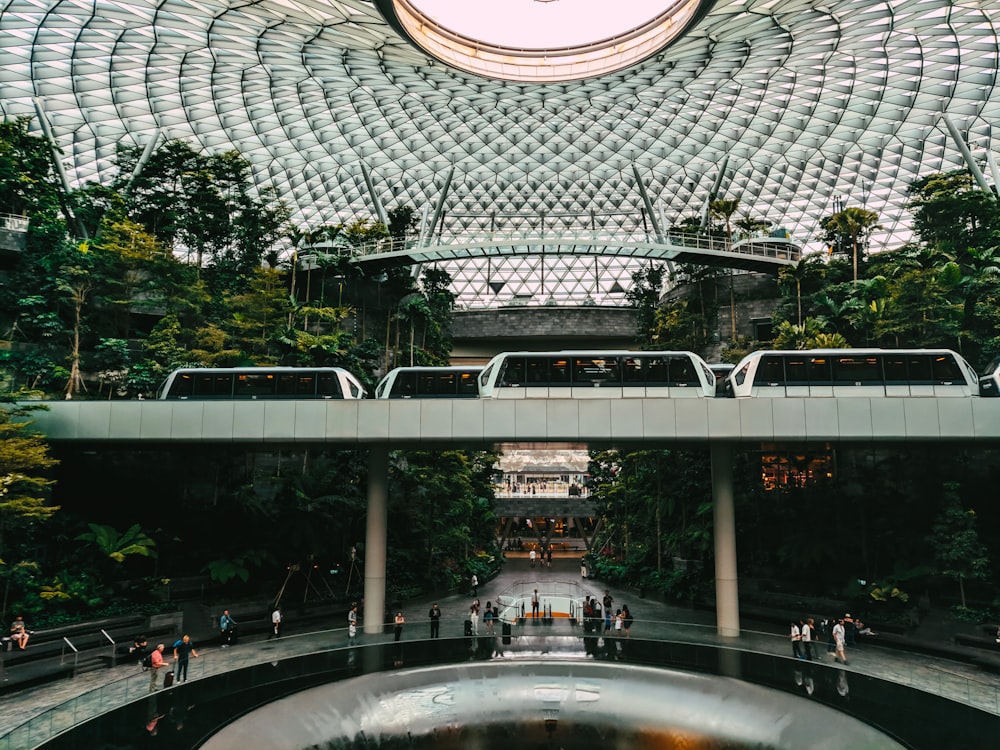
[
  {"left": 821, "top": 207, "right": 881, "bottom": 282},
  {"left": 927, "top": 483, "right": 990, "bottom": 608}
]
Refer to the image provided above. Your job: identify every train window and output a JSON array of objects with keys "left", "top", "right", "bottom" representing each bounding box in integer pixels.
[
  {"left": 622, "top": 357, "right": 644, "bottom": 385},
  {"left": 807, "top": 356, "right": 831, "bottom": 383},
  {"left": 316, "top": 372, "right": 342, "bottom": 398},
  {"left": 457, "top": 371, "right": 479, "bottom": 395},
  {"left": 904, "top": 355, "right": 932, "bottom": 384},
  {"left": 479, "top": 363, "right": 494, "bottom": 388},
  {"left": 294, "top": 373, "right": 317, "bottom": 396},
  {"left": 883, "top": 354, "right": 909, "bottom": 384},
  {"left": 550, "top": 357, "right": 571, "bottom": 384},
  {"left": 784, "top": 356, "right": 809, "bottom": 385},
  {"left": 276, "top": 373, "right": 298, "bottom": 395},
  {"left": 194, "top": 372, "right": 233, "bottom": 397},
  {"left": 932, "top": 355, "right": 963, "bottom": 383},
  {"left": 833, "top": 356, "right": 881, "bottom": 384},
  {"left": 238, "top": 372, "right": 277, "bottom": 397},
  {"left": 169, "top": 372, "right": 194, "bottom": 397},
  {"left": 574, "top": 356, "right": 618, "bottom": 385},
  {"left": 758, "top": 355, "right": 785, "bottom": 385},
  {"left": 395, "top": 371, "right": 417, "bottom": 396},
  {"left": 348, "top": 379, "right": 363, "bottom": 398},
  {"left": 646, "top": 357, "right": 670, "bottom": 386},
  {"left": 500, "top": 357, "right": 525, "bottom": 387},
  {"left": 669, "top": 356, "right": 698, "bottom": 386},
  {"left": 733, "top": 362, "right": 750, "bottom": 386},
  {"left": 526, "top": 357, "right": 550, "bottom": 384}
]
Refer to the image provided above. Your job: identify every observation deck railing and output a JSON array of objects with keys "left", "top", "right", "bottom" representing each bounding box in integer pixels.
[
  {"left": 303, "top": 230, "right": 801, "bottom": 263},
  {"left": 0, "top": 214, "right": 28, "bottom": 232}
]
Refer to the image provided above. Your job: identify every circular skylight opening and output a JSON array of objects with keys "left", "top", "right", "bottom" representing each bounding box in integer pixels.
[{"left": 378, "top": 0, "right": 708, "bottom": 83}]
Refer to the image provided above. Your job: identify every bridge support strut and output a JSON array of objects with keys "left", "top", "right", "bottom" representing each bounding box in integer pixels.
[
  {"left": 711, "top": 443, "right": 740, "bottom": 638},
  {"left": 364, "top": 446, "right": 389, "bottom": 635}
]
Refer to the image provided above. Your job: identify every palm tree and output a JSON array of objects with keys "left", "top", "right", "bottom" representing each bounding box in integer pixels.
[
  {"left": 825, "top": 207, "right": 881, "bottom": 282},
  {"left": 778, "top": 254, "right": 823, "bottom": 325},
  {"left": 710, "top": 197, "right": 742, "bottom": 340}
]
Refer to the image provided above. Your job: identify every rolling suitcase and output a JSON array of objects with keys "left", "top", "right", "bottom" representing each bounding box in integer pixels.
[
  {"left": 163, "top": 670, "right": 175, "bottom": 688},
  {"left": 464, "top": 619, "right": 473, "bottom": 636},
  {"left": 501, "top": 621, "right": 511, "bottom": 645}
]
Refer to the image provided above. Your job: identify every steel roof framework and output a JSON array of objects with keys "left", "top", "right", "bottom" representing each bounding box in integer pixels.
[{"left": 1, "top": 0, "right": 999, "bottom": 306}]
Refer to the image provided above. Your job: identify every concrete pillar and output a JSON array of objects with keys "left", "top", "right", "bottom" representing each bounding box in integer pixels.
[
  {"left": 364, "top": 446, "right": 389, "bottom": 635},
  {"left": 711, "top": 443, "right": 740, "bottom": 637}
]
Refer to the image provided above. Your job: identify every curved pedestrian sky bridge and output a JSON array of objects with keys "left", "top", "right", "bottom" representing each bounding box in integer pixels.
[{"left": 3, "top": 0, "right": 1000, "bottom": 304}]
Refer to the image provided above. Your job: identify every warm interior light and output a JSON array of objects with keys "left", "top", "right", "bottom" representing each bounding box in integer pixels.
[{"left": 380, "top": 0, "right": 706, "bottom": 83}]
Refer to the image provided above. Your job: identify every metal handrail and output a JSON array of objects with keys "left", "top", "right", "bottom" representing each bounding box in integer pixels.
[
  {"left": 0, "top": 214, "right": 28, "bottom": 232},
  {"left": 60, "top": 636, "right": 80, "bottom": 677},
  {"left": 302, "top": 230, "right": 802, "bottom": 262},
  {"left": 100, "top": 629, "right": 117, "bottom": 667}
]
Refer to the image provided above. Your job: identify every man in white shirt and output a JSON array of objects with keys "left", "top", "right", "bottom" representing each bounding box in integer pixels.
[{"left": 790, "top": 620, "right": 802, "bottom": 659}]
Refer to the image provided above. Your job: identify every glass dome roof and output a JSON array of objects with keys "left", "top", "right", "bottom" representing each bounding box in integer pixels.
[{"left": 2, "top": 0, "right": 1000, "bottom": 306}]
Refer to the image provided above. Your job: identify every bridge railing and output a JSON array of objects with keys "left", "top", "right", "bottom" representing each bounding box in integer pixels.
[
  {"left": 303, "top": 230, "right": 801, "bottom": 263},
  {"left": 0, "top": 214, "right": 29, "bottom": 232}
]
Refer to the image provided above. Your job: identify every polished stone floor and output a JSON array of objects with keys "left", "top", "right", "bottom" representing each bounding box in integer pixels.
[{"left": 3, "top": 555, "right": 999, "bottom": 748}]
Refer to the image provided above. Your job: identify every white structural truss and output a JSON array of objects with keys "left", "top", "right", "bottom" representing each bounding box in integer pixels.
[{"left": 2, "top": 0, "right": 1000, "bottom": 306}]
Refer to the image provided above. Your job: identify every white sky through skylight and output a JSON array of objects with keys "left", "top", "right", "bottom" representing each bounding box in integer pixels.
[{"left": 408, "top": 0, "right": 680, "bottom": 48}]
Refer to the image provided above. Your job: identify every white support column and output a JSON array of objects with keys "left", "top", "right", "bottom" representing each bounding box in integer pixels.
[
  {"left": 364, "top": 446, "right": 389, "bottom": 635},
  {"left": 942, "top": 115, "right": 995, "bottom": 200},
  {"left": 711, "top": 443, "right": 740, "bottom": 638}
]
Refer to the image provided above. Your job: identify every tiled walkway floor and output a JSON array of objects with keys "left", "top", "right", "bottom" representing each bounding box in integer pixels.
[{"left": 3, "top": 554, "right": 999, "bottom": 746}]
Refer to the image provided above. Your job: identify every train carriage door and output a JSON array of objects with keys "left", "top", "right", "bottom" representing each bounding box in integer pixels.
[
  {"left": 885, "top": 353, "right": 921, "bottom": 397},
  {"left": 753, "top": 355, "right": 786, "bottom": 397},
  {"left": 623, "top": 355, "right": 653, "bottom": 398},
  {"left": 807, "top": 356, "right": 833, "bottom": 397},
  {"left": 932, "top": 353, "right": 970, "bottom": 396},
  {"left": 549, "top": 355, "right": 572, "bottom": 398},
  {"left": 783, "top": 355, "right": 810, "bottom": 398}
]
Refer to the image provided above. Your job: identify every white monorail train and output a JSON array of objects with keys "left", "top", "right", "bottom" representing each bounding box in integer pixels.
[
  {"left": 727, "top": 349, "right": 980, "bottom": 398},
  {"left": 375, "top": 366, "right": 483, "bottom": 399},
  {"left": 157, "top": 367, "right": 367, "bottom": 400},
  {"left": 477, "top": 351, "right": 716, "bottom": 399}
]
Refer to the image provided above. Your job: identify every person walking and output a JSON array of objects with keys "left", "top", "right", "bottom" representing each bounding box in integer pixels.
[
  {"left": 833, "top": 618, "right": 848, "bottom": 664},
  {"left": 470, "top": 600, "right": 480, "bottom": 635},
  {"left": 219, "top": 610, "right": 237, "bottom": 647},
  {"left": 529, "top": 549, "right": 536, "bottom": 567},
  {"left": 603, "top": 591, "right": 614, "bottom": 632},
  {"left": 269, "top": 606, "right": 282, "bottom": 639},
  {"left": 801, "top": 618, "right": 816, "bottom": 661},
  {"left": 484, "top": 601, "right": 495, "bottom": 634},
  {"left": 428, "top": 603, "right": 442, "bottom": 638},
  {"left": 789, "top": 620, "right": 803, "bottom": 659},
  {"left": 394, "top": 611, "right": 405, "bottom": 641},
  {"left": 531, "top": 589, "right": 540, "bottom": 618},
  {"left": 171, "top": 635, "right": 199, "bottom": 683},
  {"left": 147, "top": 644, "right": 166, "bottom": 692},
  {"left": 348, "top": 604, "right": 359, "bottom": 645},
  {"left": 471, "top": 574, "right": 479, "bottom": 597}
]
